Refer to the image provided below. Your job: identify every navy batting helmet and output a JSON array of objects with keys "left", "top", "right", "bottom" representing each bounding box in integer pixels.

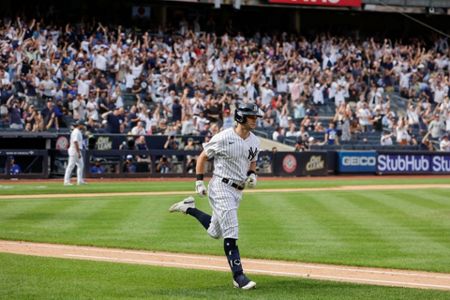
[{"left": 234, "top": 103, "right": 264, "bottom": 124}]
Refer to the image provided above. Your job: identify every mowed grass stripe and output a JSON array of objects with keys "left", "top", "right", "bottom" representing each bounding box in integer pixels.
[
  {"left": 343, "top": 191, "right": 448, "bottom": 251},
  {"left": 344, "top": 192, "right": 450, "bottom": 271},
  {"left": 0, "top": 198, "right": 118, "bottom": 243},
  {"left": 0, "top": 200, "right": 81, "bottom": 241},
  {"left": 0, "top": 200, "right": 48, "bottom": 224},
  {"left": 299, "top": 192, "right": 405, "bottom": 266},
  {"left": 113, "top": 195, "right": 166, "bottom": 236},
  {"left": 0, "top": 200, "right": 12, "bottom": 210},
  {"left": 0, "top": 199, "right": 78, "bottom": 227},
  {"left": 361, "top": 192, "right": 450, "bottom": 248},
  {"left": 239, "top": 194, "right": 293, "bottom": 259},
  {"left": 58, "top": 198, "right": 113, "bottom": 233},
  {"left": 325, "top": 192, "right": 449, "bottom": 272},
  {"left": 69, "top": 197, "right": 144, "bottom": 246},
  {"left": 239, "top": 194, "right": 340, "bottom": 259},
  {"left": 389, "top": 190, "right": 450, "bottom": 211},
  {"left": 30, "top": 199, "right": 106, "bottom": 233},
  {"left": 379, "top": 190, "right": 450, "bottom": 227},
  {"left": 110, "top": 195, "right": 184, "bottom": 250},
  {"left": 0, "top": 181, "right": 195, "bottom": 196},
  {"left": 246, "top": 193, "right": 345, "bottom": 261},
  {"left": 411, "top": 190, "right": 450, "bottom": 208}
]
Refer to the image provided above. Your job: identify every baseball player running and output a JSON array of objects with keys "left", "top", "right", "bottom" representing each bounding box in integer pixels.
[
  {"left": 169, "top": 103, "right": 263, "bottom": 290},
  {"left": 64, "top": 120, "right": 87, "bottom": 186}
]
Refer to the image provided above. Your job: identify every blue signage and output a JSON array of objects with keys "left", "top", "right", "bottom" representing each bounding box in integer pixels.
[
  {"left": 338, "top": 151, "right": 377, "bottom": 173},
  {"left": 377, "top": 153, "right": 450, "bottom": 174}
]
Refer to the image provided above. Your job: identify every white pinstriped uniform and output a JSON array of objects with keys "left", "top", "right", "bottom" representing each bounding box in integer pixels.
[{"left": 203, "top": 128, "right": 260, "bottom": 240}]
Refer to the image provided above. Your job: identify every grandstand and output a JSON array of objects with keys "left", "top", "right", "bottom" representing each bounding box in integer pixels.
[{"left": 0, "top": 0, "right": 449, "bottom": 178}]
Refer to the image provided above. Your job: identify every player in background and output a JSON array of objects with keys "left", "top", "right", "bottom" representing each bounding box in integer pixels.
[
  {"left": 64, "top": 120, "right": 87, "bottom": 186},
  {"left": 169, "top": 103, "right": 263, "bottom": 290},
  {"left": 8, "top": 156, "right": 21, "bottom": 175}
]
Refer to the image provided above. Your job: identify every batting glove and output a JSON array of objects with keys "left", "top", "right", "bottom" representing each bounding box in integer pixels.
[
  {"left": 195, "top": 180, "right": 207, "bottom": 197},
  {"left": 246, "top": 172, "right": 257, "bottom": 188}
]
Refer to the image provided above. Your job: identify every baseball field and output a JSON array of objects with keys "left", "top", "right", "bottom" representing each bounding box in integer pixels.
[{"left": 1, "top": 176, "right": 450, "bottom": 299}]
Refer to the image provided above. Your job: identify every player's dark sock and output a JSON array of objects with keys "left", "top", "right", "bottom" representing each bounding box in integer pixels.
[
  {"left": 186, "top": 208, "right": 211, "bottom": 230},
  {"left": 224, "top": 238, "right": 243, "bottom": 278}
]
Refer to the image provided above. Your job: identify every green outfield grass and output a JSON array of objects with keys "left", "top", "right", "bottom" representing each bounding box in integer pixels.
[
  {"left": 0, "top": 180, "right": 449, "bottom": 273},
  {"left": 0, "top": 176, "right": 449, "bottom": 195},
  {"left": 1, "top": 253, "right": 449, "bottom": 300}
]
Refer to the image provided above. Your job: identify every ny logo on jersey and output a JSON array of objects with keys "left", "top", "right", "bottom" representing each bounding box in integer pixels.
[{"left": 248, "top": 147, "right": 258, "bottom": 161}]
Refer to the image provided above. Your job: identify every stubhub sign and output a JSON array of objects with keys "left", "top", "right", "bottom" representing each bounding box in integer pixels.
[
  {"left": 377, "top": 153, "right": 450, "bottom": 174},
  {"left": 338, "top": 151, "right": 377, "bottom": 173}
]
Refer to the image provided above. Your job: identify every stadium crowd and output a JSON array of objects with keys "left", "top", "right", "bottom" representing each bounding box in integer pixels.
[{"left": 0, "top": 17, "right": 449, "bottom": 151}]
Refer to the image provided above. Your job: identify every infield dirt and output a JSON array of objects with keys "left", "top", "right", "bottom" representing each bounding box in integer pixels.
[{"left": 1, "top": 240, "right": 450, "bottom": 291}]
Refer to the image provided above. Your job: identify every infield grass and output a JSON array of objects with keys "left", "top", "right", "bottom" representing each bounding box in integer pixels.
[
  {"left": 0, "top": 180, "right": 449, "bottom": 273},
  {"left": 1, "top": 253, "right": 449, "bottom": 300}
]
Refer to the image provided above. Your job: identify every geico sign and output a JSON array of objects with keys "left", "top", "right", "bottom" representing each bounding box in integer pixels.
[{"left": 342, "top": 156, "right": 376, "bottom": 166}]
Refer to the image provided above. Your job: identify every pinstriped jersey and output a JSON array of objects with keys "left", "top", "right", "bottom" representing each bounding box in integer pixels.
[{"left": 203, "top": 127, "right": 260, "bottom": 182}]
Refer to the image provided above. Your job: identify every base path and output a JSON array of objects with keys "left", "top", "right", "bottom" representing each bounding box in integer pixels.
[{"left": 1, "top": 240, "right": 450, "bottom": 291}]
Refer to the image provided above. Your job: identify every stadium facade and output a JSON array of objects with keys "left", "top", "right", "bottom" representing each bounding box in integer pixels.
[{"left": 1, "top": 0, "right": 449, "bottom": 37}]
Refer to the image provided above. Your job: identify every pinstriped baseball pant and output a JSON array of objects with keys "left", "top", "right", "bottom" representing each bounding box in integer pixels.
[{"left": 206, "top": 176, "right": 243, "bottom": 240}]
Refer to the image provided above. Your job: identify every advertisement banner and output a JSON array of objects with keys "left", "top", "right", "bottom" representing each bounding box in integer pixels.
[
  {"left": 273, "top": 152, "right": 327, "bottom": 176},
  {"left": 273, "top": 153, "right": 299, "bottom": 176},
  {"left": 377, "top": 152, "right": 450, "bottom": 174},
  {"left": 268, "top": 0, "right": 362, "bottom": 7},
  {"left": 338, "top": 151, "right": 377, "bottom": 173},
  {"left": 298, "top": 152, "right": 328, "bottom": 176}
]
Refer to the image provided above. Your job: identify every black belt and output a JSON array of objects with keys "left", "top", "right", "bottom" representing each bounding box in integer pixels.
[{"left": 221, "top": 178, "right": 245, "bottom": 190}]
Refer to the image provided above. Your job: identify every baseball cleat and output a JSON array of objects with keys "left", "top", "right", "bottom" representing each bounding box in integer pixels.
[
  {"left": 233, "top": 274, "right": 256, "bottom": 290},
  {"left": 64, "top": 182, "right": 73, "bottom": 186},
  {"left": 169, "top": 196, "right": 195, "bottom": 214}
]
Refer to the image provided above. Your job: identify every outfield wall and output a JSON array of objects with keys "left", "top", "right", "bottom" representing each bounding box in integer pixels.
[
  {"left": 1, "top": 132, "right": 449, "bottom": 178},
  {"left": 1, "top": 148, "right": 450, "bottom": 179}
]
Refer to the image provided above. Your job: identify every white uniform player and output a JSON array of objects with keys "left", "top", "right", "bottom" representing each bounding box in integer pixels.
[
  {"left": 169, "top": 103, "right": 263, "bottom": 290},
  {"left": 202, "top": 127, "right": 259, "bottom": 240},
  {"left": 64, "top": 121, "right": 86, "bottom": 186}
]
